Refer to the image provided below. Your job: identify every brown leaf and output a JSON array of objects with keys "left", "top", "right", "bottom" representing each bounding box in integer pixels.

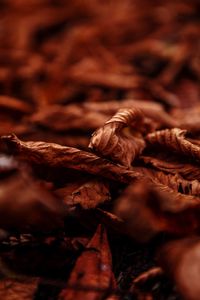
[
  {"left": 59, "top": 224, "right": 117, "bottom": 300},
  {"left": 0, "top": 170, "right": 64, "bottom": 231},
  {"left": 132, "top": 167, "right": 200, "bottom": 196},
  {"left": 114, "top": 179, "right": 200, "bottom": 242},
  {"left": 89, "top": 108, "right": 146, "bottom": 167},
  {"left": 1, "top": 134, "right": 142, "bottom": 183},
  {"left": 56, "top": 179, "right": 110, "bottom": 209},
  {"left": 146, "top": 128, "right": 200, "bottom": 161},
  {"left": 0, "top": 278, "right": 39, "bottom": 300},
  {"left": 141, "top": 154, "right": 200, "bottom": 181},
  {"left": 157, "top": 237, "right": 200, "bottom": 300},
  {"left": 71, "top": 179, "right": 111, "bottom": 209}
]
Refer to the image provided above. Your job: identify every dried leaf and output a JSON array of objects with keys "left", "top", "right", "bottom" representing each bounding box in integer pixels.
[
  {"left": 114, "top": 179, "right": 200, "bottom": 242},
  {"left": 1, "top": 134, "right": 142, "bottom": 183},
  {"left": 89, "top": 108, "right": 145, "bottom": 167},
  {"left": 157, "top": 237, "right": 200, "bottom": 300},
  {"left": 132, "top": 167, "right": 200, "bottom": 196},
  {"left": 56, "top": 179, "right": 110, "bottom": 210},
  {"left": 0, "top": 278, "right": 39, "bottom": 300},
  {"left": 71, "top": 179, "right": 111, "bottom": 209},
  {"left": 146, "top": 128, "right": 200, "bottom": 161},
  {"left": 59, "top": 224, "right": 116, "bottom": 300},
  {"left": 141, "top": 154, "right": 200, "bottom": 181}
]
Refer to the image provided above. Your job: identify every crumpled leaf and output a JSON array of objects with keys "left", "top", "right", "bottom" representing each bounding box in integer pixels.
[
  {"left": 0, "top": 169, "right": 64, "bottom": 231},
  {"left": 141, "top": 154, "right": 200, "bottom": 181},
  {"left": 146, "top": 128, "right": 200, "bottom": 161},
  {"left": 56, "top": 179, "right": 110, "bottom": 210},
  {"left": 132, "top": 167, "right": 200, "bottom": 196},
  {"left": 0, "top": 278, "right": 39, "bottom": 300},
  {"left": 157, "top": 237, "right": 200, "bottom": 300},
  {"left": 59, "top": 224, "right": 117, "bottom": 300},
  {"left": 71, "top": 179, "right": 111, "bottom": 210},
  {"left": 1, "top": 134, "right": 142, "bottom": 183},
  {"left": 114, "top": 179, "right": 200, "bottom": 242},
  {"left": 89, "top": 108, "right": 146, "bottom": 167}
]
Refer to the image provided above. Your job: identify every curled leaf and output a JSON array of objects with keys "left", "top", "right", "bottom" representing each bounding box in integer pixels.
[
  {"left": 141, "top": 154, "right": 200, "bottom": 181},
  {"left": 133, "top": 167, "right": 200, "bottom": 196},
  {"left": 89, "top": 108, "right": 146, "bottom": 167},
  {"left": 146, "top": 128, "right": 200, "bottom": 161},
  {"left": 59, "top": 224, "right": 117, "bottom": 300},
  {"left": 1, "top": 134, "right": 142, "bottom": 183}
]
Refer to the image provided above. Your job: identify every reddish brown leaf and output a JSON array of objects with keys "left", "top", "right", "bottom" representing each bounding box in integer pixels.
[
  {"left": 89, "top": 108, "right": 145, "bottom": 167},
  {"left": 59, "top": 224, "right": 117, "bottom": 300},
  {"left": 146, "top": 128, "right": 200, "bottom": 161},
  {"left": 56, "top": 179, "right": 110, "bottom": 209},
  {"left": 141, "top": 154, "right": 200, "bottom": 181},
  {"left": 132, "top": 167, "right": 200, "bottom": 196},
  {"left": 1, "top": 134, "right": 142, "bottom": 183}
]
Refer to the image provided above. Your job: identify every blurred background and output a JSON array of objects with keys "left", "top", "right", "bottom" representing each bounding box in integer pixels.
[{"left": 0, "top": 0, "right": 200, "bottom": 149}]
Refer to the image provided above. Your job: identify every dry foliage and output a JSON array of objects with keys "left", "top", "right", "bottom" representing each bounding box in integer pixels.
[{"left": 1, "top": 0, "right": 200, "bottom": 299}]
